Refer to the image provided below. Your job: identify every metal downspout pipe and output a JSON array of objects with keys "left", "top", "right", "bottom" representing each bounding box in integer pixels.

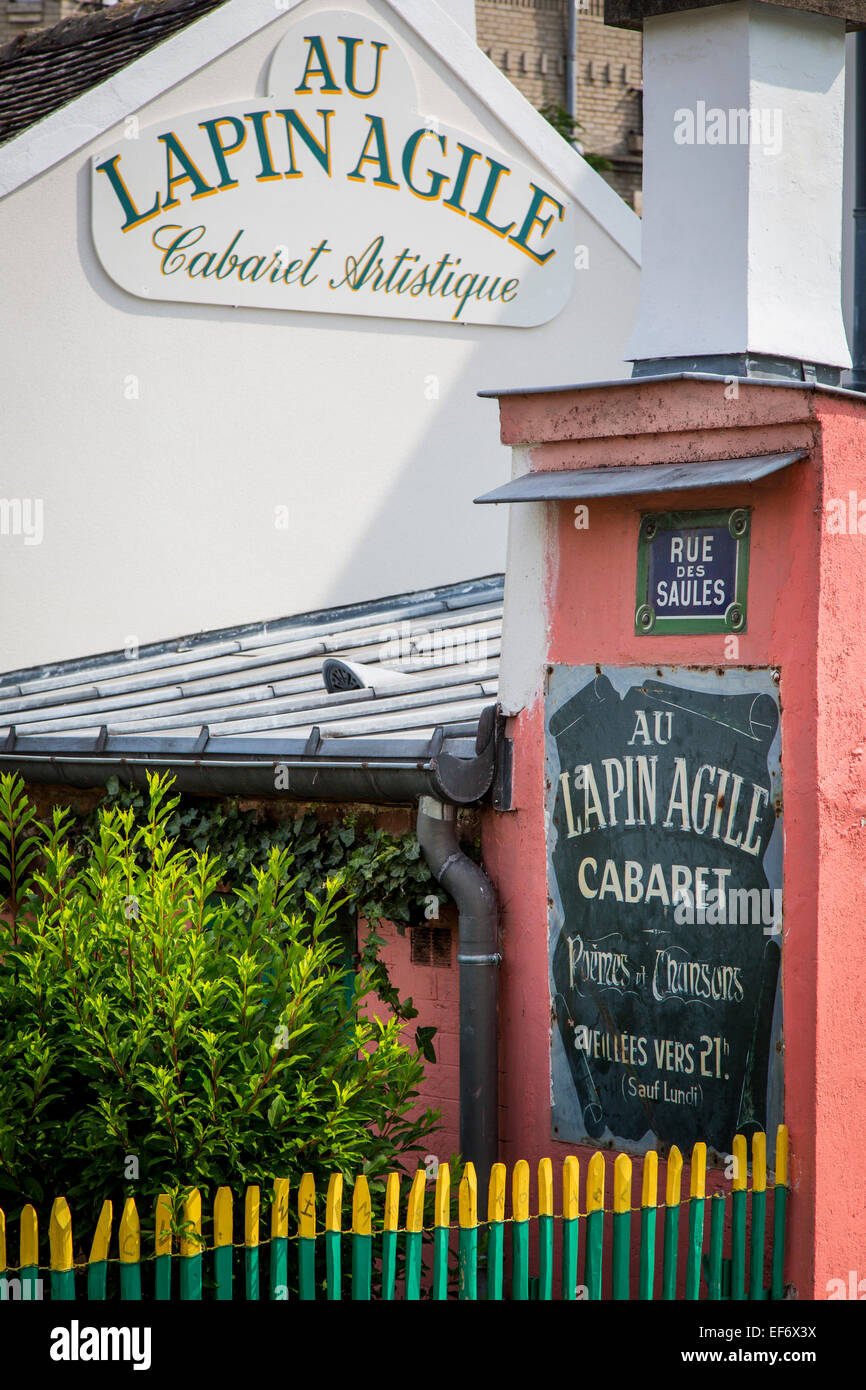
[
  {"left": 566, "top": 2, "right": 578, "bottom": 123},
  {"left": 416, "top": 796, "right": 500, "bottom": 1196}
]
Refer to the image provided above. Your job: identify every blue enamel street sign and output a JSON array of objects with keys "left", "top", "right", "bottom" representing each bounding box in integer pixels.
[{"left": 635, "top": 507, "right": 750, "bottom": 635}]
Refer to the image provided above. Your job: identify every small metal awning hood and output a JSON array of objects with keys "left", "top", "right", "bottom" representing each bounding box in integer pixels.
[{"left": 474, "top": 451, "right": 807, "bottom": 505}]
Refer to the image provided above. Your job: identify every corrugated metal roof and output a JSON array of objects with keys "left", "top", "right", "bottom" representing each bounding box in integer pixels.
[{"left": 0, "top": 575, "right": 503, "bottom": 749}]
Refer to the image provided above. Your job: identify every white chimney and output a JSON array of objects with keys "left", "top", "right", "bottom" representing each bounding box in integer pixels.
[{"left": 609, "top": 0, "right": 854, "bottom": 382}]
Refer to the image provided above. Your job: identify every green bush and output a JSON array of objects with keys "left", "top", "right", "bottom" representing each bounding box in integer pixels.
[
  {"left": 72, "top": 779, "right": 450, "bottom": 1061},
  {"left": 0, "top": 773, "right": 440, "bottom": 1249}
]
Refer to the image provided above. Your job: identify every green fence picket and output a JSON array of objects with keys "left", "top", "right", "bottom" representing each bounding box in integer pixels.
[
  {"left": 179, "top": 1190, "right": 202, "bottom": 1301},
  {"left": 432, "top": 1165, "right": 450, "bottom": 1301},
  {"left": 325, "top": 1229, "right": 341, "bottom": 1299},
  {"left": 537, "top": 1158, "right": 553, "bottom": 1301},
  {"left": 381, "top": 1173, "right": 399, "bottom": 1301},
  {"left": 561, "top": 1157, "right": 580, "bottom": 1301},
  {"left": 245, "top": 1186, "right": 260, "bottom": 1302},
  {"left": 155, "top": 1195, "right": 172, "bottom": 1301},
  {"left": 584, "top": 1152, "right": 604, "bottom": 1300},
  {"left": 298, "top": 1173, "right": 317, "bottom": 1301},
  {"left": 20, "top": 1204, "right": 39, "bottom": 1303},
  {"left": 405, "top": 1169, "right": 425, "bottom": 1301},
  {"left": 662, "top": 1148, "right": 682, "bottom": 1300},
  {"left": 325, "top": 1174, "right": 342, "bottom": 1302},
  {"left": 685, "top": 1143, "right": 706, "bottom": 1300},
  {"left": 270, "top": 1179, "right": 289, "bottom": 1301},
  {"left": 119, "top": 1198, "right": 142, "bottom": 1301},
  {"left": 612, "top": 1154, "right": 632, "bottom": 1300},
  {"left": 731, "top": 1134, "right": 747, "bottom": 1300},
  {"left": 750, "top": 1132, "right": 767, "bottom": 1300},
  {"left": 352, "top": 1176, "right": 372, "bottom": 1302},
  {"left": 487, "top": 1163, "right": 506, "bottom": 1302},
  {"left": 771, "top": 1127, "right": 789, "bottom": 1301},
  {"left": 49, "top": 1198, "right": 75, "bottom": 1301},
  {"left": 213, "top": 1188, "right": 233, "bottom": 1302},
  {"left": 707, "top": 1192, "right": 725, "bottom": 1300},
  {"left": 87, "top": 1201, "right": 111, "bottom": 1301},
  {"left": 511, "top": 1160, "right": 530, "bottom": 1301},
  {"left": 458, "top": 1163, "right": 478, "bottom": 1300},
  {"left": 639, "top": 1154, "right": 658, "bottom": 1301}
]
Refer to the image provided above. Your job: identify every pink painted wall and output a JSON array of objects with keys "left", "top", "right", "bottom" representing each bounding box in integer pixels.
[
  {"left": 480, "top": 378, "right": 866, "bottom": 1299},
  {"left": 360, "top": 910, "right": 461, "bottom": 1168}
]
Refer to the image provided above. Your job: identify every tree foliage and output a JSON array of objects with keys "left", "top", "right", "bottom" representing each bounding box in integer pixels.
[{"left": 538, "top": 102, "right": 612, "bottom": 171}]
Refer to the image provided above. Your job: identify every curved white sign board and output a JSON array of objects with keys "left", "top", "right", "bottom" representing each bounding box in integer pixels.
[{"left": 91, "top": 9, "right": 575, "bottom": 326}]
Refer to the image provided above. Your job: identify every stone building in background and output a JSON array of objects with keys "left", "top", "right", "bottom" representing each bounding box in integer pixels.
[
  {"left": 0, "top": 0, "right": 81, "bottom": 44},
  {"left": 1, "top": 0, "right": 643, "bottom": 208},
  {"left": 476, "top": 0, "right": 643, "bottom": 209}
]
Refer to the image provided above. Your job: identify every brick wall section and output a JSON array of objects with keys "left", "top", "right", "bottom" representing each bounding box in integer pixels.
[
  {"left": 360, "top": 910, "right": 461, "bottom": 1166},
  {"left": 476, "top": 0, "right": 571, "bottom": 110},
  {"left": 476, "top": 0, "right": 643, "bottom": 208}
]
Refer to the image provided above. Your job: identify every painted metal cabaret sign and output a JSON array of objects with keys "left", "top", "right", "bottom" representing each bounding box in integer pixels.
[
  {"left": 91, "top": 9, "right": 575, "bottom": 325},
  {"left": 546, "top": 666, "right": 783, "bottom": 1157}
]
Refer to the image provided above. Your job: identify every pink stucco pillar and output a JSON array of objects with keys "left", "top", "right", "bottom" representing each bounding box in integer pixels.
[{"left": 480, "top": 375, "right": 866, "bottom": 1299}]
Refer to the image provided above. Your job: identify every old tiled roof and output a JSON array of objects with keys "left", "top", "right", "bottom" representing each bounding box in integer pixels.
[{"left": 0, "top": 0, "right": 227, "bottom": 147}]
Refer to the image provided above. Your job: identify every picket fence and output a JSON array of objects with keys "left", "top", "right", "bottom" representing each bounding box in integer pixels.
[{"left": 0, "top": 1126, "right": 787, "bottom": 1302}]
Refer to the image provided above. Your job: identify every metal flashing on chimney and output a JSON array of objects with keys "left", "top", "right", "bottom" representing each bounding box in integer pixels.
[
  {"left": 478, "top": 371, "right": 866, "bottom": 402},
  {"left": 631, "top": 354, "right": 841, "bottom": 386},
  {"left": 474, "top": 452, "right": 807, "bottom": 506}
]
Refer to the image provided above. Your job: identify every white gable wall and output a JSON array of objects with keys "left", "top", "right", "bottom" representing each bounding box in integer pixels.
[{"left": 0, "top": 0, "right": 639, "bottom": 670}]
